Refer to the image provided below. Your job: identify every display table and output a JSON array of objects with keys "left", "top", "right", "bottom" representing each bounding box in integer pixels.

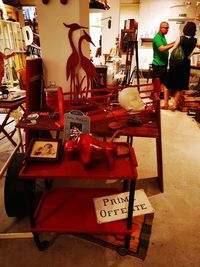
[
  {"left": 16, "top": 106, "right": 163, "bottom": 193},
  {"left": 16, "top": 114, "right": 60, "bottom": 134},
  {"left": 0, "top": 97, "right": 25, "bottom": 179},
  {"left": 90, "top": 108, "right": 163, "bottom": 191},
  {"left": 16, "top": 79, "right": 163, "bottom": 192},
  {"left": 0, "top": 97, "right": 25, "bottom": 146},
  {"left": 19, "top": 142, "right": 138, "bottom": 253}
]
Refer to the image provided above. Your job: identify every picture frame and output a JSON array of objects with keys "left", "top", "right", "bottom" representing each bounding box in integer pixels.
[
  {"left": 63, "top": 110, "right": 90, "bottom": 144},
  {"left": 25, "top": 138, "right": 62, "bottom": 162}
]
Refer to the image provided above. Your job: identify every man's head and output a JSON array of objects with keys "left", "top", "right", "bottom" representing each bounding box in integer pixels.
[{"left": 159, "top": 21, "right": 169, "bottom": 35}]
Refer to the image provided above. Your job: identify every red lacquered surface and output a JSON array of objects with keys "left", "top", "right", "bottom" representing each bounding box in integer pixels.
[
  {"left": 32, "top": 188, "right": 138, "bottom": 233},
  {"left": 20, "top": 142, "right": 138, "bottom": 235},
  {"left": 19, "top": 142, "right": 138, "bottom": 180},
  {"left": 90, "top": 111, "right": 159, "bottom": 138}
]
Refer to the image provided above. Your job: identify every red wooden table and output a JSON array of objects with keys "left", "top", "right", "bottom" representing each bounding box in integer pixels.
[
  {"left": 90, "top": 108, "right": 163, "bottom": 192},
  {"left": 16, "top": 95, "right": 163, "bottom": 192}
]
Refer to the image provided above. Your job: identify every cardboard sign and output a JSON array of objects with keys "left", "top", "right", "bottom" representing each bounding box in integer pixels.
[{"left": 93, "top": 189, "right": 154, "bottom": 224}]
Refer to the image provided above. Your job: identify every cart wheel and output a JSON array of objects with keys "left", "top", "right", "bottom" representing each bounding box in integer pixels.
[
  {"left": 114, "top": 233, "right": 126, "bottom": 241},
  {"left": 116, "top": 246, "right": 129, "bottom": 256},
  {"left": 38, "top": 240, "right": 50, "bottom": 251},
  {"left": 4, "top": 153, "right": 28, "bottom": 217}
]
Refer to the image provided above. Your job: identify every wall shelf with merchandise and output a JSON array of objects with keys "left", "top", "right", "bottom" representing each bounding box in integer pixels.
[{"left": 0, "top": 20, "right": 26, "bottom": 86}]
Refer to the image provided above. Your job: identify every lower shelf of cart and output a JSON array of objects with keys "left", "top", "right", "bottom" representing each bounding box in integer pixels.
[{"left": 32, "top": 187, "right": 137, "bottom": 234}]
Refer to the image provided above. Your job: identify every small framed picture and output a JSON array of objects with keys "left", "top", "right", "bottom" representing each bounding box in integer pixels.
[{"left": 25, "top": 138, "right": 62, "bottom": 162}]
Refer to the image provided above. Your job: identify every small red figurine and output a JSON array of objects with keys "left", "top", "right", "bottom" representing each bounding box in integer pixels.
[{"left": 64, "top": 134, "right": 118, "bottom": 170}]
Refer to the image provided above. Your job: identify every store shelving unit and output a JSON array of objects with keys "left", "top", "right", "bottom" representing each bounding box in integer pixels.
[
  {"left": 0, "top": 20, "right": 26, "bottom": 85},
  {"left": 141, "top": 38, "right": 153, "bottom": 45},
  {"left": 0, "top": 20, "right": 25, "bottom": 53}
]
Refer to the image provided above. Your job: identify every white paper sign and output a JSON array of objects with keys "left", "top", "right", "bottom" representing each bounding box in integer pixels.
[
  {"left": 63, "top": 110, "right": 90, "bottom": 144},
  {"left": 93, "top": 189, "right": 154, "bottom": 224}
]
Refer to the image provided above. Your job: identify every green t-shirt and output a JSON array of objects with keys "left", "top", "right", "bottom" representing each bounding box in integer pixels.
[{"left": 152, "top": 33, "right": 169, "bottom": 66}]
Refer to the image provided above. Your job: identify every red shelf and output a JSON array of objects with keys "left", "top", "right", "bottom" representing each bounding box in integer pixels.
[
  {"left": 32, "top": 188, "right": 138, "bottom": 234},
  {"left": 20, "top": 142, "right": 138, "bottom": 181},
  {"left": 19, "top": 142, "right": 138, "bottom": 250}
]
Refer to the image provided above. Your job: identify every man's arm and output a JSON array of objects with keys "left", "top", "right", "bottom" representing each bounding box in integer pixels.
[{"left": 158, "top": 42, "right": 175, "bottom": 52}]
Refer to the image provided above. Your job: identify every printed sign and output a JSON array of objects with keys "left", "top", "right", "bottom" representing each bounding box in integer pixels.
[
  {"left": 93, "top": 189, "right": 154, "bottom": 224},
  {"left": 63, "top": 110, "right": 90, "bottom": 143}
]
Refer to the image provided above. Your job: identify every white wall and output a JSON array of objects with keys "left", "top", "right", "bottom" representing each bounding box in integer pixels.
[
  {"left": 90, "top": 0, "right": 199, "bottom": 69},
  {"left": 21, "top": 0, "right": 200, "bottom": 84},
  {"left": 89, "top": 0, "right": 120, "bottom": 63},
  {"left": 139, "top": 0, "right": 198, "bottom": 40},
  {"left": 28, "top": 0, "right": 89, "bottom": 91},
  {"left": 101, "top": 0, "right": 120, "bottom": 55},
  {"left": 138, "top": 0, "right": 199, "bottom": 69},
  {"left": 120, "top": 3, "right": 139, "bottom": 31},
  {"left": 89, "top": 12, "right": 102, "bottom": 60}
]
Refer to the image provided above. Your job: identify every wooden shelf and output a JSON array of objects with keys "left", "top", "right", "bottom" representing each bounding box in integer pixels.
[
  {"left": 32, "top": 187, "right": 138, "bottom": 233},
  {"left": 168, "top": 18, "right": 195, "bottom": 21},
  {"left": 19, "top": 144, "right": 137, "bottom": 181},
  {"left": 141, "top": 38, "right": 153, "bottom": 45}
]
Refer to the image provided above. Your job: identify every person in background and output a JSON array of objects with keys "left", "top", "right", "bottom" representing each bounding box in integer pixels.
[
  {"left": 162, "top": 21, "right": 200, "bottom": 111},
  {"left": 152, "top": 21, "right": 175, "bottom": 99}
]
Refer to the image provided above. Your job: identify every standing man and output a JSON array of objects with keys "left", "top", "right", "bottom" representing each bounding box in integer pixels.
[{"left": 152, "top": 21, "right": 174, "bottom": 100}]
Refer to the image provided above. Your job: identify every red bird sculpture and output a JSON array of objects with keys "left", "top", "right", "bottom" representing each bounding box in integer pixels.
[
  {"left": 63, "top": 23, "right": 87, "bottom": 94},
  {"left": 78, "top": 30, "right": 97, "bottom": 92}
]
